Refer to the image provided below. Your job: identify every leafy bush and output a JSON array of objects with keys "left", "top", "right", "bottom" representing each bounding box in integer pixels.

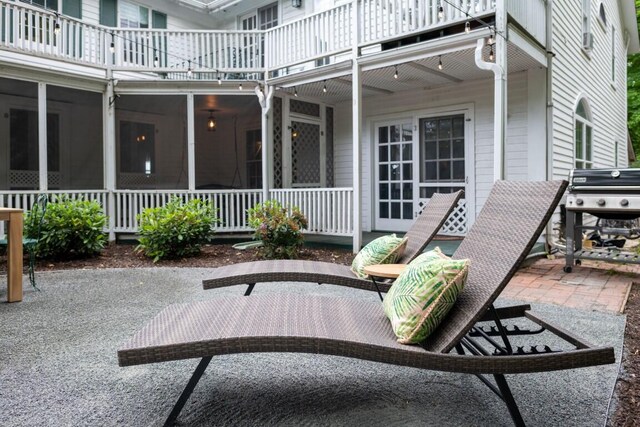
[
  {"left": 248, "top": 200, "right": 308, "bottom": 259},
  {"left": 136, "top": 197, "right": 218, "bottom": 262},
  {"left": 26, "top": 196, "right": 108, "bottom": 259}
]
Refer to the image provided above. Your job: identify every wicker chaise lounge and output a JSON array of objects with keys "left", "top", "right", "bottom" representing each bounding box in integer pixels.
[
  {"left": 118, "top": 180, "right": 615, "bottom": 426},
  {"left": 202, "top": 190, "right": 463, "bottom": 297}
]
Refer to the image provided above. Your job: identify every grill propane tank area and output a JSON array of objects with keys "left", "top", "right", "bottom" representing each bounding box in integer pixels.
[{"left": 564, "top": 168, "right": 640, "bottom": 273}]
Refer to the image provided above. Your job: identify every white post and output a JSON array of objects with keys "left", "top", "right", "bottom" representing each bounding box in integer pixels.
[
  {"left": 494, "top": 0, "right": 507, "bottom": 181},
  {"left": 257, "top": 85, "right": 274, "bottom": 202},
  {"left": 351, "top": 0, "right": 362, "bottom": 253},
  {"left": 105, "top": 79, "right": 117, "bottom": 241},
  {"left": 38, "top": 82, "right": 48, "bottom": 191},
  {"left": 187, "top": 93, "right": 195, "bottom": 191}
]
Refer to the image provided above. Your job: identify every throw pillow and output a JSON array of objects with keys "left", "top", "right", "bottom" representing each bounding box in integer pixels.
[
  {"left": 350, "top": 234, "right": 408, "bottom": 279},
  {"left": 383, "top": 250, "right": 469, "bottom": 344}
]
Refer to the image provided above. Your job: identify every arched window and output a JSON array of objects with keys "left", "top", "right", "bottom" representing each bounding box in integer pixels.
[
  {"left": 575, "top": 99, "right": 593, "bottom": 169},
  {"left": 598, "top": 3, "right": 607, "bottom": 26}
]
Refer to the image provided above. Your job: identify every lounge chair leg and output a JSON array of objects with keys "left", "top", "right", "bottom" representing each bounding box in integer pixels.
[
  {"left": 493, "top": 374, "right": 526, "bottom": 427},
  {"left": 369, "top": 277, "right": 384, "bottom": 301},
  {"left": 164, "top": 356, "right": 212, "bottom": 426},
  {"left": 244, "top": 283, "right": 255, "bottom": 296}
]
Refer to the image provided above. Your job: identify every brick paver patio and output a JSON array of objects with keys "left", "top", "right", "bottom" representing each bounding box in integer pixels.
[{"left": 507, "top": 257, "right": 638, "bottom": 313}]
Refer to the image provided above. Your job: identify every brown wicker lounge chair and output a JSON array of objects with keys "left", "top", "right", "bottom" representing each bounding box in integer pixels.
[
  {"left": 202, "top": 190, "right": 463, "bottom": 297},
  {"left": 118, "top": 180, "right": 615, "bottom": 426}
]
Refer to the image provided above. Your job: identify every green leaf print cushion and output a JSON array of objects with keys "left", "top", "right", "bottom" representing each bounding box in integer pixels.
[
  {"left": 383, "top": 248, "right": 469, "bottom": 344},
  {"left": 350, "top": 234, "right": 408, "bottom": 279}
]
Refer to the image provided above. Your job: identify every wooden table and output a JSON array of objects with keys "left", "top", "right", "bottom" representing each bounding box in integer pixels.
[
  {"left": 0, "top": 208, "right": 23, "bottom": 303},
  {"left": 362, "top": 264, "right": 406, "bottom": 301}
]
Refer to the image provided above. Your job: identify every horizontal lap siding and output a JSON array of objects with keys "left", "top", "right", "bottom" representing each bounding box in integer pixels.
[
  {"left": 551, "top": 0, "right": 628, "bottom": 181},
  {"left": 334, "top": 73, "right": 529, "bottom": 231}
]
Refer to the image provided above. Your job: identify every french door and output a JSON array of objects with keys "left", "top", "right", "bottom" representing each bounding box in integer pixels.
[{"left": 374, "top": 110, "right": 474, "bottom": 234}]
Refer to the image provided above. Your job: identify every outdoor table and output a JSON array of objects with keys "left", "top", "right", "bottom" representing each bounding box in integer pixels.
[
  {"left": 0, "top": 208, "right": 23, "bottom": 302},
  {"left": 362, "top": 264, "right": 406, "bottom": 301}
]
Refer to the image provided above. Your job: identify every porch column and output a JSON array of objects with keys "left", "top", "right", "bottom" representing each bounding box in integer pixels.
[
  {"left": 187, "top": 93, "right": 195, "bottom": 191},
  {"left": 351, "top": 0, "right": 362, "bottom": 253},
  {"left": 494, "top": 0, "right": 508, "bottom": 180},
  {"left": 257, "top": 85, "right": 274, "bottom": 202},
  {"left": 105, "top": 79, "right": 117, "bottom": 241},
  {"left": 38, "top": 83, "right": 47, "bottom": 191}
]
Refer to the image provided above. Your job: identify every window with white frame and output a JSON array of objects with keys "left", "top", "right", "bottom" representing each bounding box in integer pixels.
[
  {"left": 575, "top": 99, "right": 593, "bottom": 169},
  {"left": 582, "top": 0, "right": 593, "bottom": 51},
  {"left": 611, "top": 26, "right": 616, "bottom": 84}
]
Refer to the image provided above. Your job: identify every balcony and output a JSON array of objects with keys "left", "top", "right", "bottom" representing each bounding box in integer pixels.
[{"left": 0, "top": 0, "right": 546, "bottom": 81}]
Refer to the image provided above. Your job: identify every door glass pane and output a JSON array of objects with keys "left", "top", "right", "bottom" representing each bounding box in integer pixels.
[
  {"left": 452, "top": 139, "right": 464, "bottom": 158},
  {"left": 390, "top": 125, "right": 400, "bottom": 142},
  {"left": 379, "top": 184, "right": 389, "bottom": 199},
  {"left": 424, "top": 162, "right": 437, "bottom": 181},
  {"left": 438, "top": 161, "right": 451, "bottom": 180},
  {"left": 425, "top": 140, "right": 437, "bottom": 159},
  {"left": 438, "top": 139, "right": 451, "bottom": 159},
  {"left": 438, "top": 118, "right": 451, "bottom": 139},
  {"left": 390, "top": 163, "right": 401, "bottom": 180},
  {"left": 379, "top": 126, "right": 388, "bottom": 143},
  {"left": 452, "top": 160, "right": 464, "bottom": 181},
  {"left": 390, "top": 145, "right": 400, "bottom": 161},
  {"left": 403, "top": 163, "right": 412, "bottom": 180},
  {"left": 403, "top": 203, "right": 413, "bottom": 219},
  {"left": 403, "top": 183, "right": 412, "bottom": 199},
  {"left": 402, "top": 123, "right": 413, "bottom": 141},
  {"left": 390, "top": 183, "right": 401, "bottom": 199},
  {"left": 391, "top": 202, "right": 401, "bottom": 219},
  {"left": 402, "top": 143, "right": 412, "bottom": 160},
  {"left": 452, "top": 116, "right": 464, "bottom": 138},
  {"left": 380, "top": 202, "right": 389, "bottom": 218},
  {"left": 379, "top": 165, "right": 388, "bottom": 181},
  {"left": 379, "top": 145, "right": 388, "bottom": 162},
  {"left": 424, "top": 120, "right": 437, "bottom": 140}
]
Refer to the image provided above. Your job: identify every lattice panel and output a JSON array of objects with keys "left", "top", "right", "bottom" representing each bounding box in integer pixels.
[
  {"left": 273, "top": 97, "right": 283, "bottom": 189},
  {"left": 118, "top": 173, "right": 157, "bottom": 189},
  {"left": 291, "top": 122, "right": 320, "bottom": 185},
  {"left": 326, "top": 107, "right": 334, "bottom": 187},
  {"left": 418, "top": 198, "right": 467, "bottom": 236},
  {"left": 290, "top": 99, "right": 320, "bottom": 117},
  {"left": 9, "top": 170, "right": 60, "bottom": 189}
]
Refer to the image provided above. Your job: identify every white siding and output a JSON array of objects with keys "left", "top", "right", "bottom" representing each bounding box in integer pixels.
[
  {"left": 334, "top": 72, "right": 530, "bottom": 231},
  {"left": 551, "top": 0, "right": 629, "bottom": 180},
  {"left": 82, "top": 0, "right": 100, "bottom": 25}
]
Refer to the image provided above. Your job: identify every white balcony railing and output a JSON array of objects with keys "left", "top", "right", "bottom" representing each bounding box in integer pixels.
[
  {"left": 0, "top": 188, "right": 353, "bottom": 239},
  {"left": 0, "top": 0, "right": 552, "bottom": 78}
]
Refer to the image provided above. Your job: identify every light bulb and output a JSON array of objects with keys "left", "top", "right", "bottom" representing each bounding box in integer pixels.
[
  {"left": 394, "top": 66, "right": 398, "bottom": 79},
  {"left": 465, "top": 21, "right": 470, "bottom": 34},
  {"left": 239, "top": 83, "right": 243, "bottom": 90},
  {"left": 323, "top": 81, "right": 327, "bottom": 93},
  {"left": 489, "top": 46, "right": 494, "bottom": 61},
  {"left": 294, "top": 87, "right": 298, "bottom": 97},
  {"left": 438, "top": 6, "right": 444, "bottom": 20},
  {"left": 54, "top": 22, "right": 60, "bottom": 35},
  {"left": 438, "top": 56, "right": 443, "bottom": 70}
]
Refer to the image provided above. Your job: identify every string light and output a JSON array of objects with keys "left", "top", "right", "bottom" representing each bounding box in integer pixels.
[
  {"left": 153, "top": 49, "right": 159, "bottom": 66},
  {"left": 438, "top": 5, "right": 444, "bottom": 20},
  {"left": 438, "top": 56, "right": 443, "bottom": 70},
  {"left": 294, "top": 86, "right": 298, "bottom": 97},
  {"left": 109, "top": 33, "right": 115, "bottom": 53},
  {"left": 465, "top": 21, "right": 470, "bottom": 34},
  {"left": 323, "top": 81, "right": 327, "bottom": 93},
  {"left": 187, "top": 60, "right": 192, "bottom": 77},
  {"left": 488, "top": 31, "right": 494, "bottom": 45},
  {"left": 54, "top": 21, "right": 60, "bottom": 35},
  {"left": 394, "top": 65, "right": 398, "bottom": 79},
  {"left": 238, "top": 82, "right": 243, "bottom": 90},
  {"left": 489, "top": 44, "right": 494, "bottom": 61},
  {"left": 217, "top": 71, "right": 222, "bottom": 85}
]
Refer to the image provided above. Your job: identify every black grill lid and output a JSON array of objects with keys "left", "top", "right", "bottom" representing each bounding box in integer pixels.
[{"left": 569, "top": 168, "right": 640, "bottom": 192}]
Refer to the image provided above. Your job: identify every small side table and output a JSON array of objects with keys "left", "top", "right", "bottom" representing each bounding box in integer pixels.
[
  {"left": 0, "top": 208, "right": 24, "bottom": 303},
  {"left": 362, "top": 264, "right": 406, "bottom": 301}
]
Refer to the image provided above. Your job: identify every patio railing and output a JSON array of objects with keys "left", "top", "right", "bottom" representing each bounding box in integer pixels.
[
  {"left": 0, "top": 0, "right": 550, "bottom": 78},
  {"left": 0, "top": 188, "right": 353, "bottom": 238}
]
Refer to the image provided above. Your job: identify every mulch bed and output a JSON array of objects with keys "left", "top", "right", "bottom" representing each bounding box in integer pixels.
[{"left": 1, "top": 242, "right": 639, "bottom": 423}]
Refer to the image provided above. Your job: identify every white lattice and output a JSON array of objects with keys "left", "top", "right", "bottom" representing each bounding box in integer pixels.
[
  {"left": 118, "top": 173, "right": 157, "bottom": 189},
  {"left": 419, "top": 198, "right": 467, "bottom": 236},
  {"left": 291, "top": 122, "right": 320, "bottom": 185},
  {"left": 9, "top": 170, "right": 61, "bottom": 189},
  {"left": 273, "top": 97, "right": 283, "bottom": 189}
]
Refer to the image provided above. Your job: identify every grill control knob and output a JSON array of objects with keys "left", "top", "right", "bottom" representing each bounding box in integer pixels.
[
  {"left": 621, "top": 199, "right": 629, "bottom": 207},
  {"left": 597, "top": 199, "right": 606, "bottom": 207},
  {"left": 575, "top": 198, "right": 584, "bottom": 206}
]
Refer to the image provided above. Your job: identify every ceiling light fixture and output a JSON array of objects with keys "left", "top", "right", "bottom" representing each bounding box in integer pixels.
[
  {"left": 438, "top": 56, "right": 443, "bottom": 70},
  {"left": 322, "top": 80, "right": 327, "bottom": 93},
  {"left": 294, "top": 86, "right": 298, "bottom": 97},
  {"left": 394, "top": 65, "right": 398, "bottom": 79},
  {"left": 207, "top": 110, "right": 216, "bottom": 132}
]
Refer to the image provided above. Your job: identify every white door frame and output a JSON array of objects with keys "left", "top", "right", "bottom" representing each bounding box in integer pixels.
[{"left": 369, "top": 103, "right": 476, "bottom": 233}]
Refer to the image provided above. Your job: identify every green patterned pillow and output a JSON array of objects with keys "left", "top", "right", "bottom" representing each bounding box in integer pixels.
[
  {"left": 383, "top": 250, "right": 469, "bottom": 344},
  {"left": 350, "top": 234, "right": 408, "bottom": 279}
]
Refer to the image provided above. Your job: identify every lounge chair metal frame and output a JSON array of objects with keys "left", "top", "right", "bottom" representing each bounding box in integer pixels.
[{"left": 118, "top": 180, "right": 615, "bottom": 426}]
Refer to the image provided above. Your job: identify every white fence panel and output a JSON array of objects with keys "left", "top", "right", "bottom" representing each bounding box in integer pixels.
[{"left": 270, "top": 188, "right": 353, "bottom": 235}]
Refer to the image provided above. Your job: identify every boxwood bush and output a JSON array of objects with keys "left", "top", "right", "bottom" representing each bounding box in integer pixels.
[
  {"left": 26, "top": 196, "right": 108, "bottom": 259},
  {"left": 136, "top": 197, "right": 218, "bottom": 262}
]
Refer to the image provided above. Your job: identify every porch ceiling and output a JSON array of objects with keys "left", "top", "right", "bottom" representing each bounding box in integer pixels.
[{"left": 284, "top": 43, "right": 544, "bottom": 105}]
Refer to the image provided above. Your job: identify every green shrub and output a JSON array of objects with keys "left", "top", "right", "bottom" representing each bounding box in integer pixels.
[
  {"left": 136, "top": 197, "right": 218, "bottom": 262},
  {"left": 26, "top": 196, "right": 108, "bottom": 259},
  {"left": 248, "top": 200, "right": 308, "bottom": 259}
]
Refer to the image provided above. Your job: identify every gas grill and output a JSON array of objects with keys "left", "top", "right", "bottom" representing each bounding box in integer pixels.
[{"left": 564, "top": 168, "right": 640, "bottom": 272}]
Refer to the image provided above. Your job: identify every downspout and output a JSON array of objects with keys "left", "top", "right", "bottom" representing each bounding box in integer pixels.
[
  {"left": 255, "top": 85, "right": 274, "bottom": 203},
  {"left": 545, "top": 0, "right": 556, "bottom": 252},
  {"left": 474, "top": 38, "right": 506, "bottom": 181}
]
